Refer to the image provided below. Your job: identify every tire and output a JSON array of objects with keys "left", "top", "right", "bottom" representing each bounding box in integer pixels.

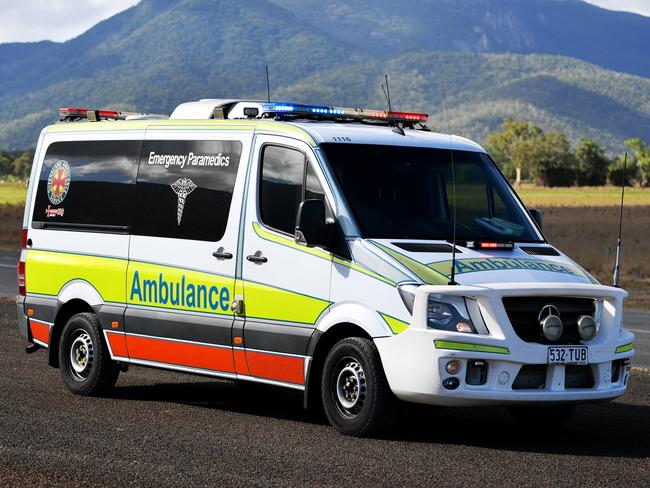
[
  {"left": 321, "top": 337, "right": 397, "bottom": 437},
  {"left": 58, "top": 312, "right": 120, "bottom": 396},
  {"left": 508, "top": 404, "right": 576, "bottom": 429}
]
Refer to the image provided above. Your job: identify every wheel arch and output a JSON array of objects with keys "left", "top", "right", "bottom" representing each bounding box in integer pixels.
[
  {"left": 303, "top": 321, "right": 374, "bottom": 411},
  {"left": 48, "top": 298, "right": 95, "bottom": 368}
]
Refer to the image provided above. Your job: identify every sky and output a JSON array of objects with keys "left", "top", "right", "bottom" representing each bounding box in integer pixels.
[{"left": 0, "top": 0, "right": 648, "bottom": 44}]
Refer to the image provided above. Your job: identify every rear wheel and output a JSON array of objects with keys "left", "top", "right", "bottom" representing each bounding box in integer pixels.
[
  {"left": 321, "top": 337, "right": 397, "bottom": 437},
  {"left": 59, "top": 312, "right": 119, "bottom": 396},
  {"left": 508, "top": 405, "right": 576, "bottom": 429}
]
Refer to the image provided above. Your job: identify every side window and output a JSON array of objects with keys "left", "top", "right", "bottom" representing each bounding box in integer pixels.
[
  {"left": 134, "top": 140, "right": 242, "bottom": 242},
  {"left": 32, "top": 140, "right": 140, "bottom": 228},
  {"left": 259, "top": 145, "right": 325, "bottom": 235}
]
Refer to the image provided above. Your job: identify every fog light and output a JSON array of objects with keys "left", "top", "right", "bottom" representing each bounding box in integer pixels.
[
  {"left": 498, "top": 371, "right": 510, "bottom": 385},
  {"left": 541, "top": 315, "right": 563, "bottom": 342},
  {"left": 577, "top": 315, "right": 597, "bottom": 341},
  {"left": 445, "top": 359, "right": 461, "bottom": 375},
  {"left": 442, "top": 377, "right": 460, "bottom": 390}
]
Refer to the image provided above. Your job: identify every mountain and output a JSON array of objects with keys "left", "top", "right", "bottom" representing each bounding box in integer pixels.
[
  {"left": 0, "top": 0, "right": 649, "bottom": 152},
  {"left": 271, "top": 0, "right": 650, "bottom": 78}
]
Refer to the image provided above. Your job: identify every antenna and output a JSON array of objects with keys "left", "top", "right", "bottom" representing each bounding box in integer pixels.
[
  {"left": 381, "top": 74, "right": 393, "bottom": 112},
  {"left": 613, "top": 152, "right": 627, "bottom": 287},
  {"left": 382, "top": 74, "right": 404, "bottom": 135},
  {"left": 265, "top": 66, "right": 271, "bottom": 103},
  {"left": 435, "top": 57, "right": 458, "bottom": 285}
]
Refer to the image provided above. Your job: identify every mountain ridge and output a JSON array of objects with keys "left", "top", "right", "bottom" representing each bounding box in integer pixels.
[{"left": 1, "top": 0, "right": 649, "bottom": 152}]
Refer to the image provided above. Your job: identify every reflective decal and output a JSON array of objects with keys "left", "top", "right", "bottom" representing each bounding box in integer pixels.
[{"left": 47, "top": 160, "right": 70, "bottom": 205}]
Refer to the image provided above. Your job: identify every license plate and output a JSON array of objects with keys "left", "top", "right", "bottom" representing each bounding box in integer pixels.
[{"left": 547, "top": 346, "right": 588, "bottom": 365}]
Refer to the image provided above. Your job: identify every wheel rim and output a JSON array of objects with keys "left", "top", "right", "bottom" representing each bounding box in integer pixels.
[
  {"left": 332, "top": 356, "right": 366, "bottom": 419},
  {"left": 68, "top": 329, "right": 94, "bottom": 382}
]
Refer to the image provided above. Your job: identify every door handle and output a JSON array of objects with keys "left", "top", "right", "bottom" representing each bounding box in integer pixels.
[
  {"left": 246, "top": 252, "right": 268, "bottom": 264},
  {"left": 212, "top": 248, "right": 233, "bottom": 260}
]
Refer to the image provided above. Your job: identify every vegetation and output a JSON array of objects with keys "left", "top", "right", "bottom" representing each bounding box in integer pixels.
[
  {"left": 0, "top": 181, "right": 27, "bottom": 206},
  {"left": 517, "top": 186, "right": 650, "bottom": 208},
  {"left": 487, "top": 120, "right": 649, "bottom": 187}
]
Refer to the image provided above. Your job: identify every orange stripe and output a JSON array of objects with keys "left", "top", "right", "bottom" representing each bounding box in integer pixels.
[
  {"left": 245, "top": 351, "right": 304, "bottom": 385},
  {"left": 233, "top": 349, "right": 250, "bottom": 375},
  {"left": 30, "top": 320, "right": 50, "bottom": 345},
  {"left": 106, "top": 331, "right": 129, "bottom": 358},
  {"left": 126, "top": 335, "right": 235, "bottom": 373}
]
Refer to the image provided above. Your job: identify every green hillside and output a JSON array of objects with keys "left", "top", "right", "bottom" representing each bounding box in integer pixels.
[{"left": 1, "top": 0, "right": 650, "bottom": 152}]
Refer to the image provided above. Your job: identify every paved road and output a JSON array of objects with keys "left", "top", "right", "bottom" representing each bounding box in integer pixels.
[
  {"left": 1, "top": 300, "right": 649, "bottom": 487},
  {"left": 0, "top": 251, "right": 17, "bottom": 297}
]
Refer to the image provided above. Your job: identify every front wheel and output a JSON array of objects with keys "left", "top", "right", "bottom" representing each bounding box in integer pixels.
[
  {"left": 59, "top": 312, "right": 120, "bottom": 396},
  {"left": 321, "top": 337, "right": 397, "bottom": 437}
]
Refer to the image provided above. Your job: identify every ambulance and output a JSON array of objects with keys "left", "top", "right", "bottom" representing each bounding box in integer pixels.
[{"left": 17, "top": 100, "right": 635, "bottom": 436}]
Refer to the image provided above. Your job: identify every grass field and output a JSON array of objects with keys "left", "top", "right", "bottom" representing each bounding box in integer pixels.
[
  {"left": 517, "top": 185, "right": 650, "bottom": 207},
  {"left": 0, "top": 182, "right": 27, "bottom": 206}
]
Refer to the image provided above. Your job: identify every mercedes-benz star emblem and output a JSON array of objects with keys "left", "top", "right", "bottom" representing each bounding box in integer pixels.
[{"left": 538, "top": 304, "right": 563, "bottom": 342}]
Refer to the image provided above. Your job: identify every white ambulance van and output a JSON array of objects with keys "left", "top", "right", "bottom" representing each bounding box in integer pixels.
[{"left": 17, "top": 100, "right": 634, "bottom": 436}]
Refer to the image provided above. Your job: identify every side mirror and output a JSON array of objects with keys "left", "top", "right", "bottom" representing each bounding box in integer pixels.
[
  {"left": 529, "top": 208, "right": 543, "bottom": 230},
  {"left": 295, "top": 199, "right": 327, "bottom": 247}
]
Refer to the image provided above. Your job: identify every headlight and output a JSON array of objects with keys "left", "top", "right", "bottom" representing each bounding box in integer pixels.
[
  {"left": 427, "top": 296, "right": 476, "bottom": 333},
  {"left": 397, "top": 284, "right": 476, "bottom": 334}
]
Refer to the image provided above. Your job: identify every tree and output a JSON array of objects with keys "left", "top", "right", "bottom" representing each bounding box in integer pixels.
[
  {"left": 624, "top": 138, "right": 650, "bottom": 186},
  {"left": 607, "top": 156, "right": 637, "bottom": 186},
  {"left": 12, "top": 152, "right": 32, "bottom": 179},
  {"left": 532, "top": 131, "right": 576, "bottom": 187},
  {"left": 487, "top": 119, "right": 544, "bottom": 185},
  {"left": 574, "top": 138, "right": 609, "bottom": 186}
]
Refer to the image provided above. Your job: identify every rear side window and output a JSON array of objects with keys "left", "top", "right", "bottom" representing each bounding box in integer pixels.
[
  {"left": 259, "top": 145, "right": 324, "bottom": 235},
  {"left": 133, "top": 140, "right": 242, "bottom": 242},
  {"left": 33, "top": 140, "right": 140, "bottom": 229}
]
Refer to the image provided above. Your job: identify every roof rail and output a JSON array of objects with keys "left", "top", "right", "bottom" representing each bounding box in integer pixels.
[{"left": 58, "top": 107, "right": 168, "bottom": 123}]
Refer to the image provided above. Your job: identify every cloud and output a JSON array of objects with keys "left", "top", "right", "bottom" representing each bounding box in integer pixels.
[
  {"left": 584, "top": 0, "right": 650, "bottom": 17},
  {"left": 0, "top": 0, "right": 141, "bottom": 44}
]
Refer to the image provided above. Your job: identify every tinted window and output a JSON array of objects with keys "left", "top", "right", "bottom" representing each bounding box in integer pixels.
[
  {"left": 322, "top": 143, "right": 541, "bottom": 242},
  {"left": 134, "top": 140, "right": 242, "bottom": 242},
  {"left": 259, "top": 145, "right": 324, "bottom": 235},
  {"left": 33, "top": 140, "right": 140, "bottom": 228}
]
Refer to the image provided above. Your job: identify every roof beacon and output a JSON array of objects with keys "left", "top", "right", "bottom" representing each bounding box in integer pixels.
[
  {"left": 58, "top": 107, "right": 168, "bottom": 122},
  {"left": 261, "top": 102, "right": 428, "bottom": 125}
]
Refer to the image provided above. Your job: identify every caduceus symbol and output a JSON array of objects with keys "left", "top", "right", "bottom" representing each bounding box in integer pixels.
[{"left": 170, "top": 178, "right": 197, "bottom": 226}]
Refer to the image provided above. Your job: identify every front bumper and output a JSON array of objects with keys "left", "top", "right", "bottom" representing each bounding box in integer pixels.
[{"left": 375, "top": 282, "right": 634, "bottom": 406}]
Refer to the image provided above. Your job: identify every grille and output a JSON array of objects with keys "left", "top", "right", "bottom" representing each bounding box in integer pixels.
[
  {"left": 392, "top": 242, "right": 461, "bottom": 253},
  {"left": 512, "top": 365, "right": 547, "bottom": 390},
  {"left": 502, "top": 296, "right": 595, "bottom": 344},
  {"left": 565, "top": 365, "right": 594, "bottom": 389}
]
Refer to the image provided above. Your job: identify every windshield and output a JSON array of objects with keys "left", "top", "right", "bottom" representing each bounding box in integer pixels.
[{"left": 322, "top": 143, "right": 542, "bottom": 242}]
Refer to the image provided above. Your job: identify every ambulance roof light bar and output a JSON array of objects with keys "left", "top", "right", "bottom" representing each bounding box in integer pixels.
[
  {"left": 58, "top": 107, "right": 168, "bottom": 122},
  {"left": 261, "top": 102, "right": 428, "bottom": 125}
]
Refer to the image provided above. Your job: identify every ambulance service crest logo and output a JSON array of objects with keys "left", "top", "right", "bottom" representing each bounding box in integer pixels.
[
  {"left": 47, "top": 160, "right": 71, "bottom": 205},
  {"left": 171, "top": 178, "right": 197, "bottom": 226}
]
